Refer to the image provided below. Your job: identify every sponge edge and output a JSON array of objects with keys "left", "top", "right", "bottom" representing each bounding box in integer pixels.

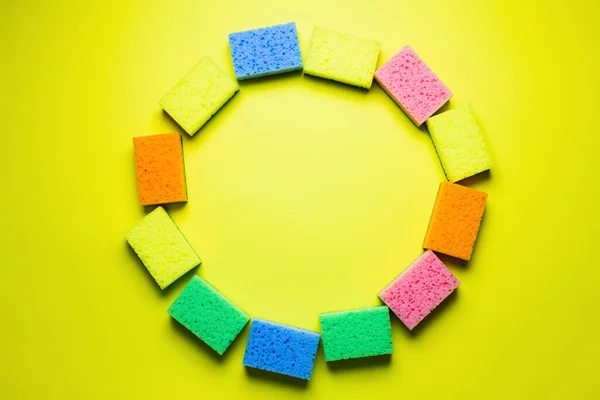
[
  {"left": 133, "top": 133, "right": 187, "bottom": 206},
  {"left": 159, "top": 56, "right": 239, "bottom": 136},
  {"left": 304, "top": 27, "right": 381, "bottom": 89},
  {"left": 320, "top": 306, "right": 393, "bottom": 361},
  {"left": 379, "top": 250, "right": 460, "bottom": 330},
  {"left": 375, "top": 46, "right": 452, "bottom": 126},
  {"left": 243, "top": 319, "right": 320, "bottom": 380},
  {"left": 228, "top": 22, "right": 303, "bottom": 80},
  {"left": 125, "top": 206, "right": 201, "bottom": 289},
  {"left": 426, "top": 105, "right": 492, "bottom": 182},
  {"left": 423, "top": 182, "right": 488, "bottom": 260},
  {"left": 168, "top": 276, "right": 250, "bottom": 355}
]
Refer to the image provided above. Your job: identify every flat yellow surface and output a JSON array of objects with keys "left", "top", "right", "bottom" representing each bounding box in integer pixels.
[{"left": 1, "top": 0, "right": 599, "bottom": 398}]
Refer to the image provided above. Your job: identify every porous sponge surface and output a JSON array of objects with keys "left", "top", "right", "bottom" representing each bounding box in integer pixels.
[
  {"left": 304, "top": 27, "right": 381, "bottom": 89},
  {"left": 168, "top": 275, "right": 250, "bottom": 355},
  {"left": 228, "top": 22, "right": 303, "bottom": 80},
  {"left": 133, "top": 133, "right": 187, "bottom": 206},
  {"left": 243, "top": 319, "right": 320, "bottom": 380},
  {"left": 159, "top": 56, "right": 239, "bottom": 136},
  {"left": 379, "top": 250, "right": 460, "bottom": 330},
  {"left": 319, "top": 306, "right": 393, "bottom": 361},
  {"left": 125, "top": 206, "right": 201, "bottom": 289},
  {"left": 423, "top": 182, "right": 488, "bottom": 261},
  {"left": 426, "top": 106, "right": 492, "bottom": 182},
  {"left": 375, "top": 46, "right": 452, "bottom": 126}
]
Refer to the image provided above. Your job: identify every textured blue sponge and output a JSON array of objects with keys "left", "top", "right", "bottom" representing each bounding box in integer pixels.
[
  {"left": 243, "top": 319, "right": 320, "bottom": 380},
  {"left": 228, "top": 22, "right": 303, "bottom": 80}
]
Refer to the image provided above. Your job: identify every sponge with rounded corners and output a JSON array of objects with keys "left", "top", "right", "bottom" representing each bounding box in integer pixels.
[
  {"left": 426, "top": 106, "right": 492, "bottom": 182},
  {"left": 243, "top": 319, "right": 320, "bottom": 380},
  {"left": 168, "top": 275, "right": 250, "bottom": 355},
  {"left": 423, "top": 182, "right": 488, "bottom": 260},
  {"left": 125, "top": 206, "right": 201, "bottom": 289},
  {"left": 319, "top": 306, "right": 393, "bottom": 361},
  {"left": 379, "top": 250, "right": 460, "bottom": 330},
  {"left": 159, "top": 56, "right": 239, "bottom": 136},
  {"left": 304, "top": 27, "right": 381, "bottom": 89},
  {"left": 133, "top": 133, "right": 187, "bottom": 206},
  {"left": 228, "top": 22, "right": 303, "bottom": 80},
  {"left": 375, "top": 45, "right": 452, "bottom": 126}
]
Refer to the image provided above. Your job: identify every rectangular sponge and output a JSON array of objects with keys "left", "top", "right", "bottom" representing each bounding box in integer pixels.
[
  {"left": 424, "top": 182, "right": 488, "bottom": 261},
  {"left": 133, "top": 133, "right": 187, "bottom": 206},
  {"left": 426, "top": 105, "right": 492, "bottom": 182},
  {"left": 159, "top": 56, "right": 239, "bottom": 136},
  {"left": 168, "top": 275, "right": 250, "bottom": 355},
  {"left": 375, "top": 46, "right": 452, "bottom": 126},
  {"left": 125, "top": 206, "right": 201, "bottom": 289},
  {"left": 379, "top": 250, "right": 460, "bottom": 330},
  {"left": 319, "top": 306, "right": 393, "bottom": 361},
  {"left": 228, "top": 22, "right": 303, "bottom": 80},
  {"left": 304, "top": 27, "right": 380, "bottom": 89},
  {"left": 243, "top": 319, "right": 320, "bottom": 380}
]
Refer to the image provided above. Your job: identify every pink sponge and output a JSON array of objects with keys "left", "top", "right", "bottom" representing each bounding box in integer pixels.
[
  {"left": 379, "top": 250, "right": 459, "bottom": 330},
  {"left": 374, "top": 46, "right": 452, "bottom": 126}
]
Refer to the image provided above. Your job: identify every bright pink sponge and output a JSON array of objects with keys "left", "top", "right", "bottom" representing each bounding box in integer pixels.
[
  {"left": 379, "top": 250, "right": 459, "bottom": 330},
  {"left": 374, "top": 46, "right": 452, "bottom": 126}
]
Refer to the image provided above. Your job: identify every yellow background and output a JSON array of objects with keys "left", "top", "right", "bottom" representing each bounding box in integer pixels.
[{"left": 1, "top": 0, "right": 599, "bottom": 398}]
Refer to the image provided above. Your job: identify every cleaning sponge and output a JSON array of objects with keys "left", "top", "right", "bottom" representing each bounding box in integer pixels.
[
  {"left": 423, "top": 182, "right": 488, "bottom": 260},
  {"left": 319, "top": 306, "right": 393, "bottom": 361},
  {"left": 228, "top": 22, "right": 303, "bottom": 80},
  {"left": 133, "top": 133, "right": 187, "bottom": 206},
  {"left": 168, "top": 275, "right": 250, "bottom": 355},
  {"left": 159, "top": 56, "right": 239, "bottom": 136},
  {"left": 125, "top": 206, "right": 201, "bottom": 289},
  {"left": 426, "top": 106, "right": 492, "bottom": 182},
  {"left": 243, "top": 319, "right": 320, "bottom": 380},
  {"left": 375, "top": 46, "right": 452, "bottom": 126},
  {"left": 379, "top": 250, "right": 460, "bottom": 330},
  {"left": 304, "top": 27, "right": 381, "bottom": 89}
]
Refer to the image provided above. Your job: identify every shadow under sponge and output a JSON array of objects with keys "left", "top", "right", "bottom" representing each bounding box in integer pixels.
[
  {"left": 243, "top": 319, "right": 320, "bottom": 380},
  {"left": 159, "top": 56, "right": 239, "bottom": 136},
  {"left": 304, "top": 27, "right": 381, "bottom": 89},
  {"left": 319, "top": 306, "right": 393, "bottom": 361},
  {"left": 125, "top": 206, "right": 201, "bottom": 289},
  {"left": 133, "top": 133, "right": 187, "bottom": 206},
  {"left": 374, "top": 45, "right": 452, "bottom": 126},
  {"left": 423, "top": 182, "right": 488, "bottom": 261},
  {"left": 228, "top": 22, "right": 303, "bottom": 80},
  {"left": 168, "top": 275, "right": 250, "bottom": 355},
  {"left": 379, "top": 250, "right": 460, "bottom": 330}
]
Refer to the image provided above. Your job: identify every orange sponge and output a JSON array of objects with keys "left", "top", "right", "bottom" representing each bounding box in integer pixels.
[
  {"left": 133, "top": 133, "right": 187, "bottom": 206},
  {"left": 423, "top": 182, "right": 487, "bottom": 261}
]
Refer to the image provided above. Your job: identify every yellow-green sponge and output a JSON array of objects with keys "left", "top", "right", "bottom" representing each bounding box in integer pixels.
[
  {"left": 159, "top": 56, "right": 239, "bottom": 136},
  {"left": 426, "top": 106, "right": 492, "bottom": 182},
  {"left": 125, "top": 207, "right": 201, "bottom": 289},
  {"left": 304, "top": 27, "right": 381, "bottom": 89}
]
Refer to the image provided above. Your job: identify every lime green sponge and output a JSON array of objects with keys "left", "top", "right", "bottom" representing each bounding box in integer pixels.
[
  {"left": 304, "top": 27, "right": 381, "bottom": 89},
  {"left": 125, "top": 207, "right": 201, "bottom": 289},
  {"left": 319, "top": 306, "right": 393, "bottom": 361},
  {"left": 168, "top": 276, "right": 250, "bottom": 355},
  {"left": 159, "top": 56, "right": 239, "bottom": 136},
  {"left": 426, "top": 106, "right": 493, "bottom": 182}
]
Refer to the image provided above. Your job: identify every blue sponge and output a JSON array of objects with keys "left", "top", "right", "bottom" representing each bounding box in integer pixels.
[
  {"left": 242, "top": 319, "right": 320, "bottom": 380},
  {"left": 228, "top": 22, "right": 303, "bottom": 80}
]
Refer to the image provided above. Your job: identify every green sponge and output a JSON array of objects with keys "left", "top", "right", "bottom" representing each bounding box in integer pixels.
[
  {"left": 319, "top": 306, "right": 393, "bottom": 361},
  {"left": 426, "top": 105, "right": 492, "bottom": 182},
  {"left": 159, "top": 56, "right": 239, "bottom": 136},
  {"left": 168, "top": 275, "right": 250, "bottom": 355},
  {"left": 304, "top": 27, "right": 381, "bottom": 89},
  {"left": 125, "top": 206, "right": 201, "bottom": 289}
]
